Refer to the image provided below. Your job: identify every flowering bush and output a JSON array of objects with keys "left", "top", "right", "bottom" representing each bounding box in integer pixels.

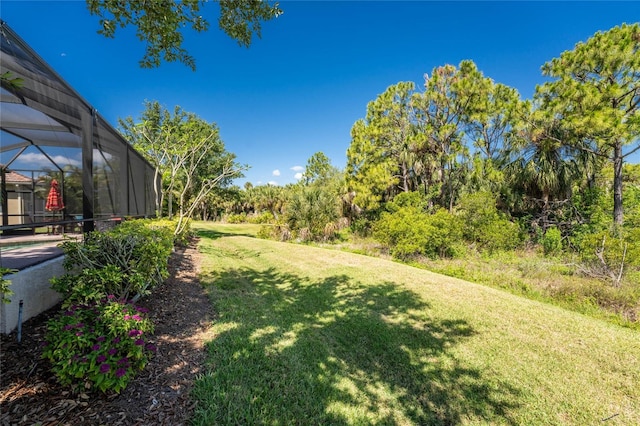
[{"left": 42, "top": 297, "right": 155, "bottom": 393}]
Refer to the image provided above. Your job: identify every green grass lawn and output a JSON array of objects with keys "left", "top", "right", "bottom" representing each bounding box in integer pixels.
[{"left": 191, "top": 222, "right": 640, "bottom": 425}]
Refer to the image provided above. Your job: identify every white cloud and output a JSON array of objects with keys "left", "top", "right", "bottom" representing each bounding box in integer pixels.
[
  {"left": 17, "top": 153, "right": 81, "bottom": 169},
  {"left": 272, "top": 169, "right": 281, "bottom": 176},
  {"left": 290, "top": 165, "right": 304, "bottom": 172},
  {"left": 61, "top": 53, "right": 67, "bottom": 57},
  {"left": 294, "top": 173, "right": 303, "bottom": 180},
  {"left": 94, "top": 151, "right": 115, "bottom": 166},
  {"left": 267, "top": 181, "right": 279, "bottom": 186}
]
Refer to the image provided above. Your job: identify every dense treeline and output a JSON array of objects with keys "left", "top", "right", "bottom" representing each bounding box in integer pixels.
[{"left": 214, "top": 24, "right": 639, "bottom": 289}]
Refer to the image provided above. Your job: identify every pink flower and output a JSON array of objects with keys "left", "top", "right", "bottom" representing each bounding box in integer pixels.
[
  {"left": 145, "top": 343, "right": 157, "bottom": 352},
  {"left": 99, "top": 363, "right": 110, "bottom": 374},
  {"left": 75, "top": 332, "right": 83, "bottom": 336},
  {"left": 135, "top": 339, "right": 145, "bottom": 346},
  {"left": 107, "top": 294, "right": 115, "bottom": 300},
  {"left": 108, "top": 348, "right": 118, "bottom": 356},
  {"left": 115, "top": 368, "right": 126, "bottom": 378},
  {"left": 96, "top": 355, "right": 107, "bottom": 363},
  {"left": 124, "top": 315, "right": 131, "bottom": 320},
  {"left": 92, "top": 344, "right": 101, "bottom": 351},
  {"left": 132, "top": 314, "right": 142, "bottom": 321},
  {"left": 128, "top": 329, "right": 142, "bottom": 337}
]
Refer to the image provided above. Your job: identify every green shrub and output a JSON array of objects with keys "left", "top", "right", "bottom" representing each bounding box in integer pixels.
[
  {"left": 51, "top": 265, "right": 125, "bottom": 306},
  {"left": 56, "top": 219, "right": 173, "bottom": 302},
  {"left": 248, "top": 211, "right": 275, "bottom": 224},
  {"left": 458, "top": 191, "right": 523, "bottom": 252},
  {"left": 350, "top": 217, "right": 372, "bottom": 237},
  {"left": 257, "top": 224, "right": 275, "bottom": 239},
  {"left": 386, "top": 191, "right": 430, "bottom": 212},
  {"left": 42, "top": 297, "right": 155, "bottom": 393},
  {"left": 542, "top": 227, "right": 563, "bottom": 256},
  {"left": 285, "top": 185, "right": 341, "bottom": 241},
  {"left": 137, "top": 218, "right": 191, "bottom": 246},
  {"left": 226, "top": 213, "right": 247, "bottom": 223},
  {"left": 373, "top": 208, "right": 463, "bottom": 259}
]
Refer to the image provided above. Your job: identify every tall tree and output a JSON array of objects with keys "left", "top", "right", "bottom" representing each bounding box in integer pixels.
[
  {"left": 413, "top": 64, "right": 470, "bottom": 211},
  {"left": 119, "top": 101, "right": 178, "bottom": 217},
  {"left": 303, "top": 151, "right": 334, "bottom": 185},
  {"left": 536, "top": 23, "right": 640, "bottom": 225},
  {"left": 86, "top": 0, "right": 282, "bottom": 70},
  {"left": 346, "top": 82, "right": 418, "bottom": 210},
  {"left": 451, "top": 61, "right": 526, "bottom": 198},
  {"left": 119, "top": 101, "right": 244, "bottom": 235}
]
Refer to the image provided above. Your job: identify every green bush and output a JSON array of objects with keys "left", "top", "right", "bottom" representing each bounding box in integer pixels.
[
  {"left": 257, "top": 224, "right": 275, "bottom": 239},
  {"left": 373, "top": 207, "right": 463, "bottom": 259},
  {"left": 248, "top": 211, "right": 275, "bottom": 224},
  {"left": 285, "top": 185, "right": 341, "bottom": 241},
  {"left": 56, "top": 219, "right": 174, "bottom": 303},
  {"left": 51, "top": 265, "right": 125, "bottom": 306},
  {"left": 350, "top": 217, "right": 373, "bottom": 237},
  {"left": 42, "top": 297, "right": 155, "bottom": 393},
  {"left": 542, "top": 227, "right": 563, "bottom": 255},
  {"left": 386, "top": 191, "right": 430, "bottom": 212},
  {"left": 458, "top": 191, "right": 523, "bottom": 252},
  {"left": 136, "top": 218, "right": 190, "bottom": 246},
  {"left": 226, "top": 213, "right": 247, "bottom": 223}
]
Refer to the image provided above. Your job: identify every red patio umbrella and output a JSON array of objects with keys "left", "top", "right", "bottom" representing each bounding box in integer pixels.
[{"left": 45, "top": 179, "right": 65, "bottom": 211}]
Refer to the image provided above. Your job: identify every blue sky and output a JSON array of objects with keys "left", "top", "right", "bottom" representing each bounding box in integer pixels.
[{"left": 2, "top": 1, "right": 639, "bottom": 186}]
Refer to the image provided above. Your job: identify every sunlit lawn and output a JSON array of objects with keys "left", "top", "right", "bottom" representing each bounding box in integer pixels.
[{"left": 191, "top": 222, "right": 640, "bottom": 425}]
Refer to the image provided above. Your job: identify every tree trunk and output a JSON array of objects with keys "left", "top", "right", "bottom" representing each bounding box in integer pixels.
[
  {"left": 613, "top": 141, "right": 623, "bottom": 226},
  {"left": 401, "top": 161, "right": 410, "bottom": 192},
  {"left": 541, "top": 191, "right": 550, "bottom": 232},
  {"left": 153, "top": 166, "right": 162, "bottom": 218}
]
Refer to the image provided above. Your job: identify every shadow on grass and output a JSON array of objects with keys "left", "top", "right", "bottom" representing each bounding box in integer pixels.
[
  {"left": 193, "top": 266, "right": 521, "bottom": 425},
  {"left": 196, "top": 229, "right": 255, "bottom": 240}
]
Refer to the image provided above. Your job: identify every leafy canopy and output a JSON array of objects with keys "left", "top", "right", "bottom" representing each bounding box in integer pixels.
[
  {"left": 86, "top": 0, "right": 282, "bottom": 70},
  {"left": 536, "top": 23, "right": 640, "bottom": 224}
]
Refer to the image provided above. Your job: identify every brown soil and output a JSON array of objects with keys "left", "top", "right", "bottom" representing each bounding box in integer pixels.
[{"left": 0, "top": 238, "right": 214, "bottom": 425}]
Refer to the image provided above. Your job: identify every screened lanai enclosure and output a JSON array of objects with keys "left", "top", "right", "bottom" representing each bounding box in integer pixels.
[{"left": 0, "top": 21, "right": 158, "bottom": 236}]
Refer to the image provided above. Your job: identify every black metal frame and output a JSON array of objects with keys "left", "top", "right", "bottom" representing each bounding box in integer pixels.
[{"left": 0, "top": 20, "right": 159, "bottom": 235}]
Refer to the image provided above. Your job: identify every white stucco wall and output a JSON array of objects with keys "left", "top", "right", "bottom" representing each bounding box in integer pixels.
[{"left": 1, "top": 257, "right": 64, "bottom": 334}]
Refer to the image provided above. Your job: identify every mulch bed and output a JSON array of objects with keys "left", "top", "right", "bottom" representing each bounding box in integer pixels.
[{"left": 1, "top": 238, "right": 214, "bottom": 425}]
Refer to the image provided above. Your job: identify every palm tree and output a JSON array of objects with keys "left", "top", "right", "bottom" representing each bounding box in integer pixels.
[{"left": 504, "top": 116, "right": 591, "bottom": 231}]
